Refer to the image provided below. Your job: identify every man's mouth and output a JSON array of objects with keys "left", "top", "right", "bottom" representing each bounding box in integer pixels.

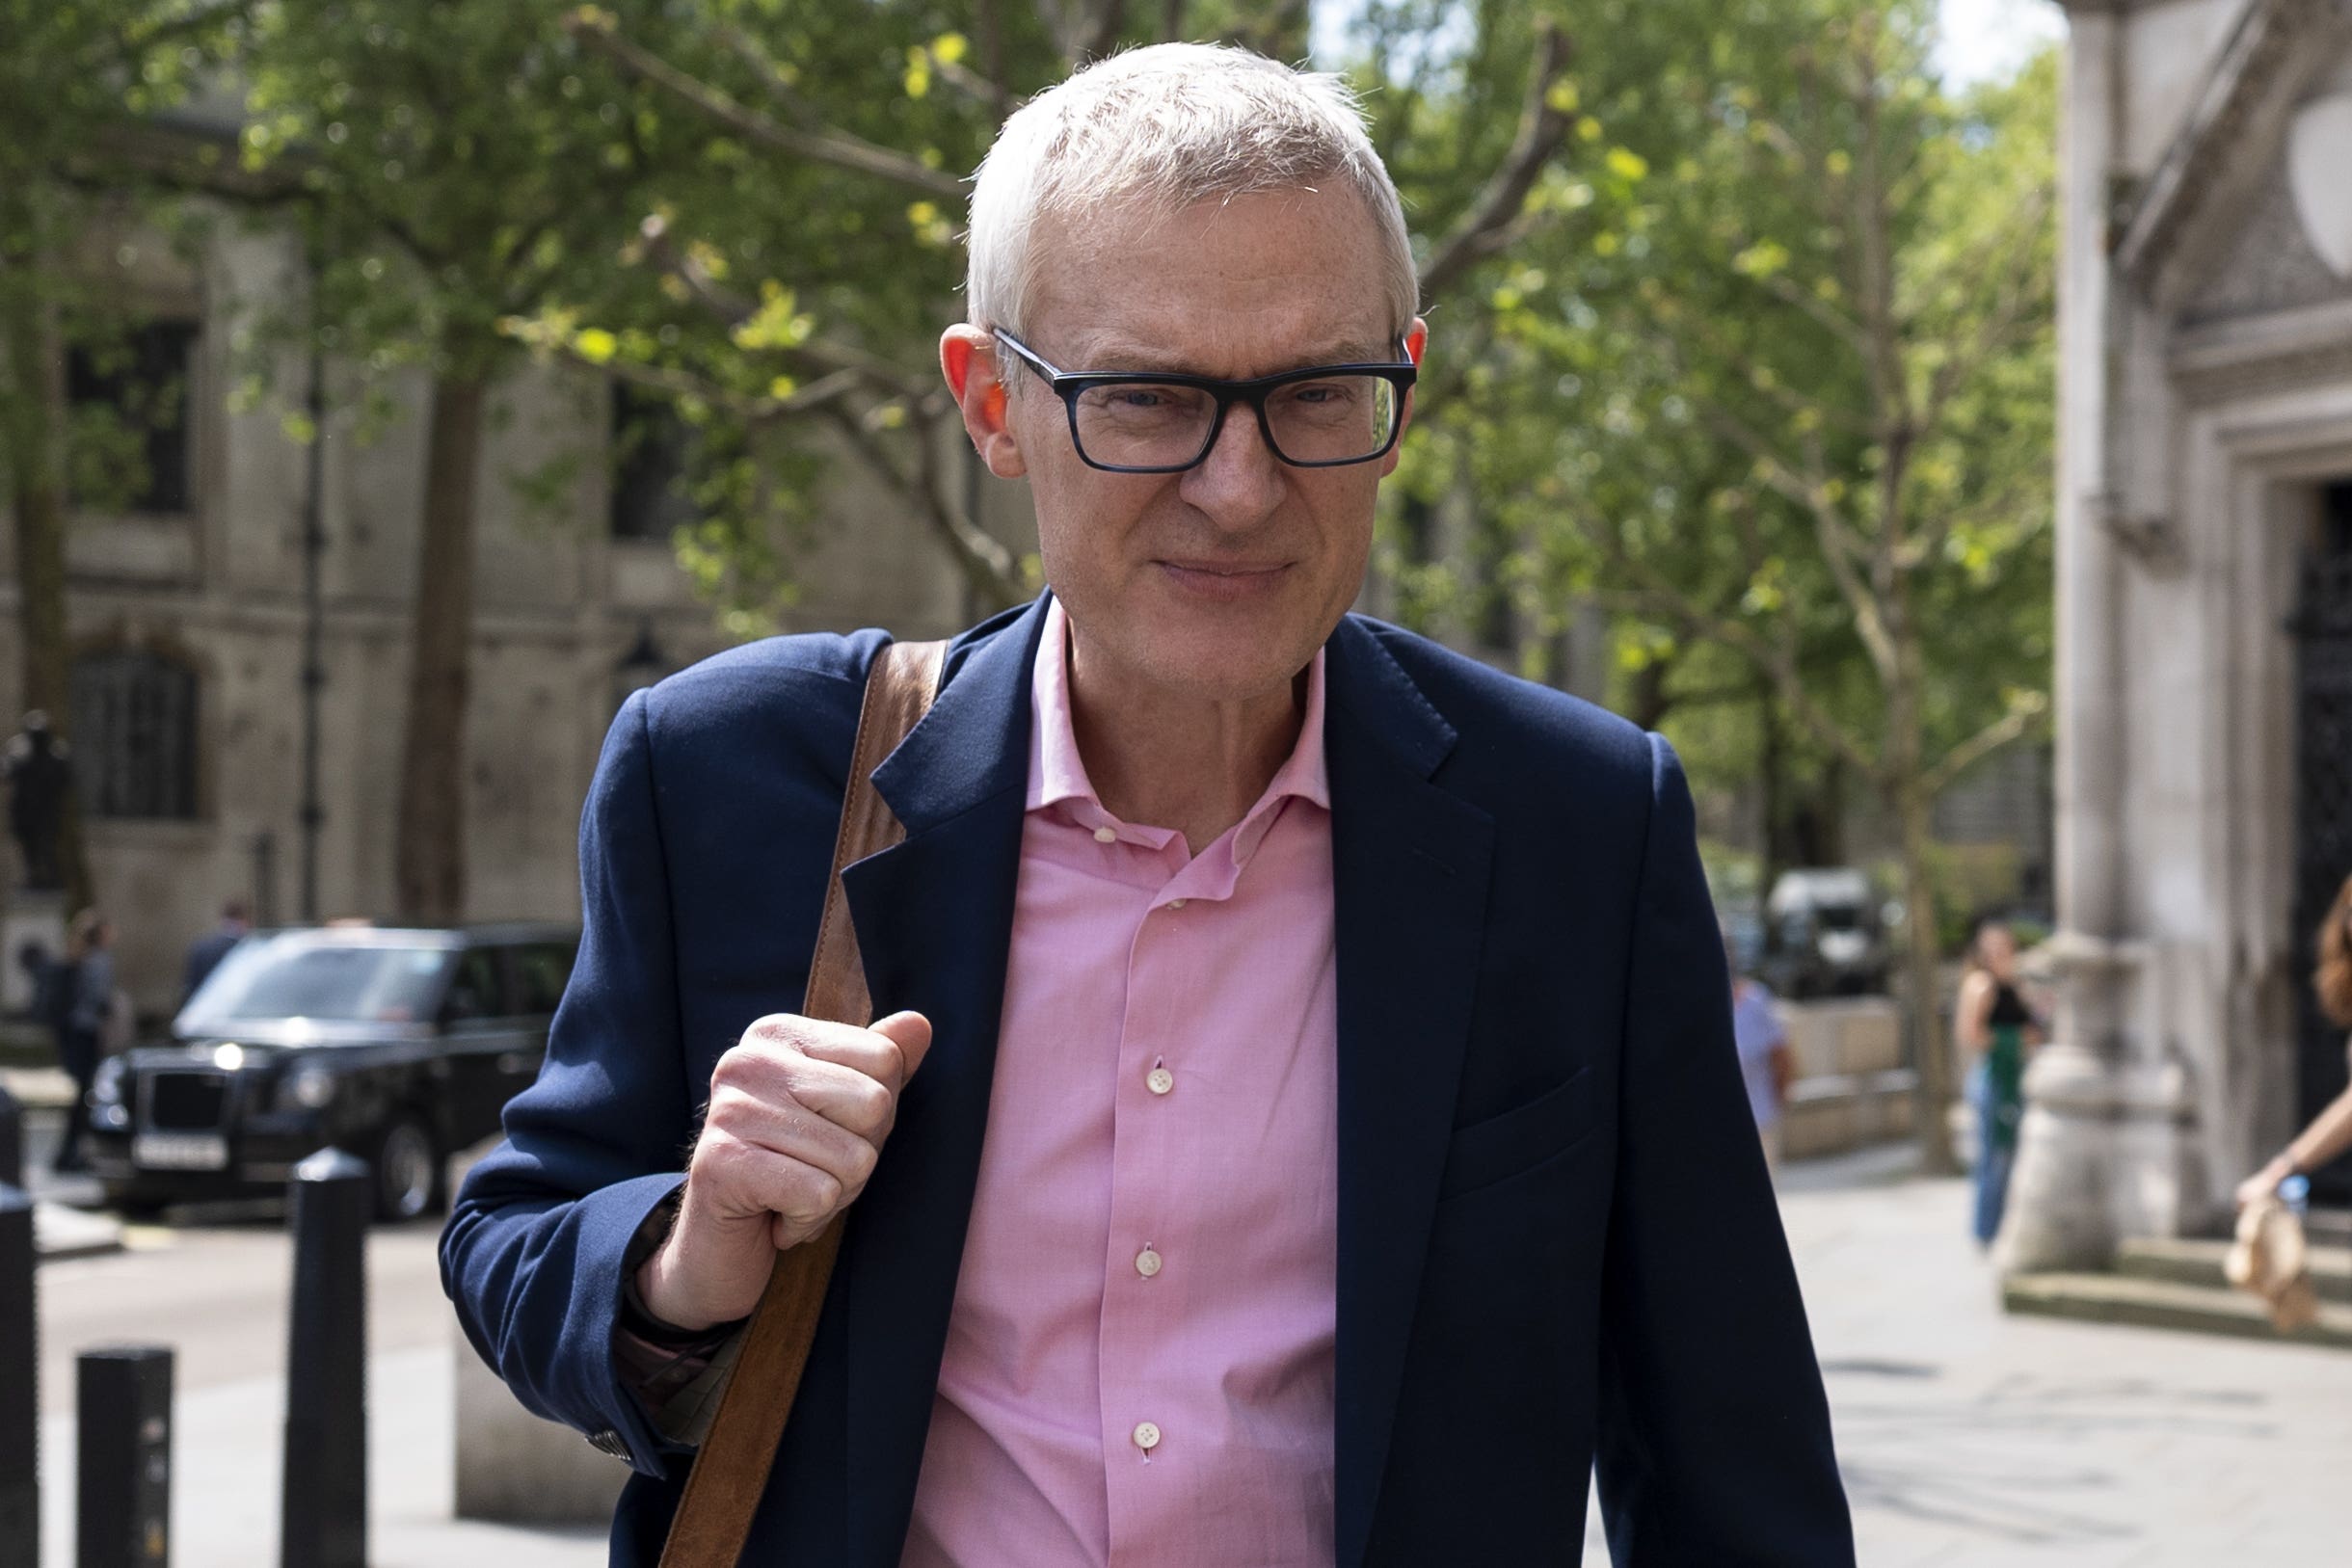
[{"left": 1155, "top": 559, "right": 1293, "bottom": 598}]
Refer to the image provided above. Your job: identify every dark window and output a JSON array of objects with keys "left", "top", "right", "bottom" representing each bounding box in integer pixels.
[
  {"left": 441, "top": 949, "right": 504, "bottom": 1024},
  {"left": 509, "top": 942, "right": 575, "bottom": 1016},
  {"left": 70, "top": 648, "right": 199, "bottom": 820},
  {"left": 610, "top": 385, "right": 698, "bottom": 542},
  {"left": 67, "top": 319, "right": 199, "bottom": 515},
  {"left": 2323, "top": 481, "right": 2352, "bottom": 559}
]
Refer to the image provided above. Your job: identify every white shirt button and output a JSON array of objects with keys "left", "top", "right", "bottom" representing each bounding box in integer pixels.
[
  {"left": 1136, "top": 1247, "right": 1163, "bottom": 1278},
  {"left": 1133, "top": 1421, "right": 1161, "bottom": 1452},
  {"left": 1146, "top": 1067, "right": 1174, "bottom": 1096},
  {"left": 1093, "top": 825, "right": 1117, "bottom": 843}
]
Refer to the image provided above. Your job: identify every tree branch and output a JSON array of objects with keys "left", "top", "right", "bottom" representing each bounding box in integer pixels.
[
  {"left": 1580, "top": 509, "right": 1876, "bottom": 777},
  {"left": 1416, "top": 19, "right": 1576, "bottom": 302},
  {"left": 1921, "top": 692, "right": 2048, "bottom": 799},
  {"left": 627, "top": 214, "right": 938, "bottom": 400},
  {"left": 708, "top": 22, "right": 823, "bottom": 127},
  {"left": 820, "top": 398, "right": 1026, "bottom": 607},
  {"left": 1916, "top": 186, "right": 2052, "bottom": 439},
  {"left": 566, "top": 9, "right": 968, "bottom": 201}
]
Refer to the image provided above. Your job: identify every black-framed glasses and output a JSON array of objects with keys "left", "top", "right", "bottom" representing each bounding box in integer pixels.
[{"left": 993, "top": 329, "right": 1416, "bottom": 474}]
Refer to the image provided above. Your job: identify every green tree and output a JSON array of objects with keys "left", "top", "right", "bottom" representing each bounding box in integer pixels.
[
  {"left": 1477, "top": 1, "right": 2057, "bottom": 1170},
  {"left": 239, "top": 0, "right": 683, "bottom": 920},
  {"left": 0, "top": 0, "right": 250, "bottom": 909},
  {"left": 511, "top": 0, "right": 1576, "bottom": 625}
]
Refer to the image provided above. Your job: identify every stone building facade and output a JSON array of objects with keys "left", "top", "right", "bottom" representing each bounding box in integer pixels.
[
  {"left": 2007, "top": 0, "right": 2352, "bottom": 1268},
  {"left": 0, "top": 202, "right": 1024, "bottom": 1012}
]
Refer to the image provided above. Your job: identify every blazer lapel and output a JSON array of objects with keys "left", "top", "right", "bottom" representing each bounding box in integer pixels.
[
  {"left": 1323, "top": 619, "right": 1497, "bottom": 1568},
  {"left": 832, "top": 596, "right": 1048, "bottom": 1565}
]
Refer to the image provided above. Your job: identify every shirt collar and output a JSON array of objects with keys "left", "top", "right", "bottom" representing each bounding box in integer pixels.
[{"left": 1025, "top": 598, "right": 1331, "bottom": 844}]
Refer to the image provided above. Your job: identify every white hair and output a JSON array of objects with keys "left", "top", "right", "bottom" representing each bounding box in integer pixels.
[{"left": 965, "top": 42, "right": 1418, "bottom": 340}]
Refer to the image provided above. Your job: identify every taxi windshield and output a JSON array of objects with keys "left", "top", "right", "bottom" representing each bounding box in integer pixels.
[{"left": 178, "top": 934, "right": 456, "bottom": 1030}]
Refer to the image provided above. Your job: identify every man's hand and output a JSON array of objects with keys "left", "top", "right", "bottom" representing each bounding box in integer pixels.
[{"left": 636, "top": 1010, "right": 933, "bottom": 1331}]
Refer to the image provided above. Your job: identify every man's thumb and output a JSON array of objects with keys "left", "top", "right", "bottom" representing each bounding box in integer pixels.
[{"left": 869, "top": 1010, "right": 934, "bottom": 1082}]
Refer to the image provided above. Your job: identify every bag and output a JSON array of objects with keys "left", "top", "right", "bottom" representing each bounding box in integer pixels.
[
  {"left": 2224, "top": 1195, "right": 2319, "bottom": 1333},
  {"left": 656, "top": 637, "right": 947, "bottom": 1568}
]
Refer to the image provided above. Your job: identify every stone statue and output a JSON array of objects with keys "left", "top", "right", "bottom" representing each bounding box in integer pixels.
[{"left": 3, "top": 710, "right": 74, "bottom": 890}]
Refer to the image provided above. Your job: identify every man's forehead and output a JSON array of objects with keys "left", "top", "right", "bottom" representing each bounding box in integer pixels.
[{"left": 1022, "top": 189, "right": 1400, "bottom": 375}]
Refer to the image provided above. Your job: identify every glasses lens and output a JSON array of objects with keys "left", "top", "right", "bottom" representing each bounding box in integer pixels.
[
  {"left": 1073, "top": 383, "right": 1217, "bottom": 469},
  {"left": 1264, "top": 375, "right": 1401, "bottom": 465}
]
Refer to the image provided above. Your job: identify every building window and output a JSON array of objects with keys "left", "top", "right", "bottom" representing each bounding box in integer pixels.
[
  {"left": 610, "top": 385, "right": 698, "bottom": 543},
  {"left": 2323, "top": 480, "right": 2352, "bottom": 558},
  {"left": 70, "top": 648, "right": 200, "bottom": 820},
  {"left": 67, "top": 318, "right": 200, "bottom": 515}
]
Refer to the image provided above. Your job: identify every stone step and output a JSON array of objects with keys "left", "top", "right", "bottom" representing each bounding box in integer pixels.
[
  {"left": 2117, "top": 1236, "right": 2352, "bottom": 1303},
  {"left": 2004, "top": 1269, "right": 2352, "bottom": 1349}
]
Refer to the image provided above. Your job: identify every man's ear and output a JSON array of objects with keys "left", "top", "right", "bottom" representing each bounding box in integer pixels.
[
  {"left": 1379, "top": 316, "right": 1430, "bottom": 478},
  {"left": 942, "top": 326, "right": 1027, "bottom": 479}
]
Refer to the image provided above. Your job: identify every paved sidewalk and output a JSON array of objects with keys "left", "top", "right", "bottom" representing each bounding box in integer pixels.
[
  {"left": 37, "top": 1343, "right": 609, "bottom": 1568},
  {"left": 1610, "top": 1145, "right": 2352, "bottom": 1568},
  {"left": 28, "top": 1140, "right": 2352, "bottom": 1564}
]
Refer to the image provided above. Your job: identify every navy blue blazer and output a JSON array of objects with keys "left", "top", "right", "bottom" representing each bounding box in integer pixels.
[{"left": 442, "top": 595, "right": 1854, "bottom": 1566}]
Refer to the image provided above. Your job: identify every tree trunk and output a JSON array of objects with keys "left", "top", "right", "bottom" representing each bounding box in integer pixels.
[
  {"left": 394, "top": 372, "right": 487, "bottom": 924},
  {"left": 1896, "top": 775, "right": 1957, "bottom": 1173},
  {"left": 1, "top": 209, "right": 94, "bottom": 910}
]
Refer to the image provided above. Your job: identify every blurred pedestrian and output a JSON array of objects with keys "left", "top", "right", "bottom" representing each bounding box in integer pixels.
[
  {"left": 2235, "top": 871, "right": 2352, "bottom": 1209},
  {"left": 51, "top": 907, "right": 114, "bottom": 1174},
  {"left": 1957, "top": 916, "right": 2042, "bottom": 1247},
  {"left": 1729, "top": 925, "right": 1796, "bottom": 1174},
  {"left": 181, "top": 896, "right": 251, "bottom": 1004}
]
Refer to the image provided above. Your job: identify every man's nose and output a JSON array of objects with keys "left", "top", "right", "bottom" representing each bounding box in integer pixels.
[{"left": 1176, "top": 401, "right": 1286, "bottom": 526}]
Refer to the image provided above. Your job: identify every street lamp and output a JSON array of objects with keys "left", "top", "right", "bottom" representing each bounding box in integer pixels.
[{"left": 613, "top": 619, "right": 669, "bottom": 714}]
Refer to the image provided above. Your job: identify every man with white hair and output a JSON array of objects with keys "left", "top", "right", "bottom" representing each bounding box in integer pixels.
[{"left": 445, "top": 42, "right": 1853, "bottom": 1567}]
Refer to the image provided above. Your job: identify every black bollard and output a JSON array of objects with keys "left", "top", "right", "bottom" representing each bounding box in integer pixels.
[
  {"left": 0, "top": 1183, "right": 37, "bottom": 1563},
  {"left": 281, "top": 1147, "right": 368, "bottom": 1568},
  {"left": 0, "top": 1083, "right": 23, "bottom": 1190},
  {"left": 76, "top": 1344, "right": 172, "bottom": 1568}
]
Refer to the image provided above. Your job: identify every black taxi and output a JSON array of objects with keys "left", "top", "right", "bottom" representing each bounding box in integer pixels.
[{"left": 84, "top": 922, "right": 576, "bottom": 1220}]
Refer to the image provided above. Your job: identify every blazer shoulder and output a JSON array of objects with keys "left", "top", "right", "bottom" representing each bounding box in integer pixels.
[{"left": 1345, "top": 615, "right": 1655, "bottom": 787}]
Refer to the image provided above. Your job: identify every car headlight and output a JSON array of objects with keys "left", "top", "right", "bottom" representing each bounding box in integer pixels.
[
  {"left": 278, "top": 1062, "right": 337, "bottom": 1112},
  {"left": 92, "top": 1056, "right": 126, "bottom": 1104}
]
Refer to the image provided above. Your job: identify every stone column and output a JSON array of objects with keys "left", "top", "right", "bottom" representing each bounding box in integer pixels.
[{"left": 1999, "top": 8, "right": 2136, "bottom": 1273}]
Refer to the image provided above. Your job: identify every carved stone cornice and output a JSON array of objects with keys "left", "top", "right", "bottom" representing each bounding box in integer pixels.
[
  {"left": 2169, "top": 295, "right": 2352, "bottom": 403},
  {"left": 2114, "top": 0, "right": 2352, "bottom": 294}
]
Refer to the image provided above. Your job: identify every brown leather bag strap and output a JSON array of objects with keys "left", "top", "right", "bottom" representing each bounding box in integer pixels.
[{"left": 657, "top": 637, "right": 949, "bottom": 1568}]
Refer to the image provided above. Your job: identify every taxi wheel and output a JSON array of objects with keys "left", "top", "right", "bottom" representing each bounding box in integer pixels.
[{"left": 368, "top": 1116, "right": 445, "bottom": 1223}]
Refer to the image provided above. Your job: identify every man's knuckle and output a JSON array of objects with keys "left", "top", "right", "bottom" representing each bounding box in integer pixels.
[{"left": 847, "top": 1138, "right": 880, "bottom": 1183}]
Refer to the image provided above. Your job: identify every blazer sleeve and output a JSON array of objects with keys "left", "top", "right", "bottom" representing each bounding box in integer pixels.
[
  {"left": 438, "top": 689, "right": 700, "bottom": 1479},
  {"left": 1592, "top": 733, "right": 1856, "bottom": 1564}
]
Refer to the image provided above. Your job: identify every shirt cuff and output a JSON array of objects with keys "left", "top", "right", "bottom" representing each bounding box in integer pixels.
[{"left": 611, "top": 1188, "right": 753, "bottom": 1446}]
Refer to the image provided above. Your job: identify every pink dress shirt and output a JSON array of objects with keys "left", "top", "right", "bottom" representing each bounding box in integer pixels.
[{"left": 899, "top": 599, "right": 1341, "bottom": 1567}]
